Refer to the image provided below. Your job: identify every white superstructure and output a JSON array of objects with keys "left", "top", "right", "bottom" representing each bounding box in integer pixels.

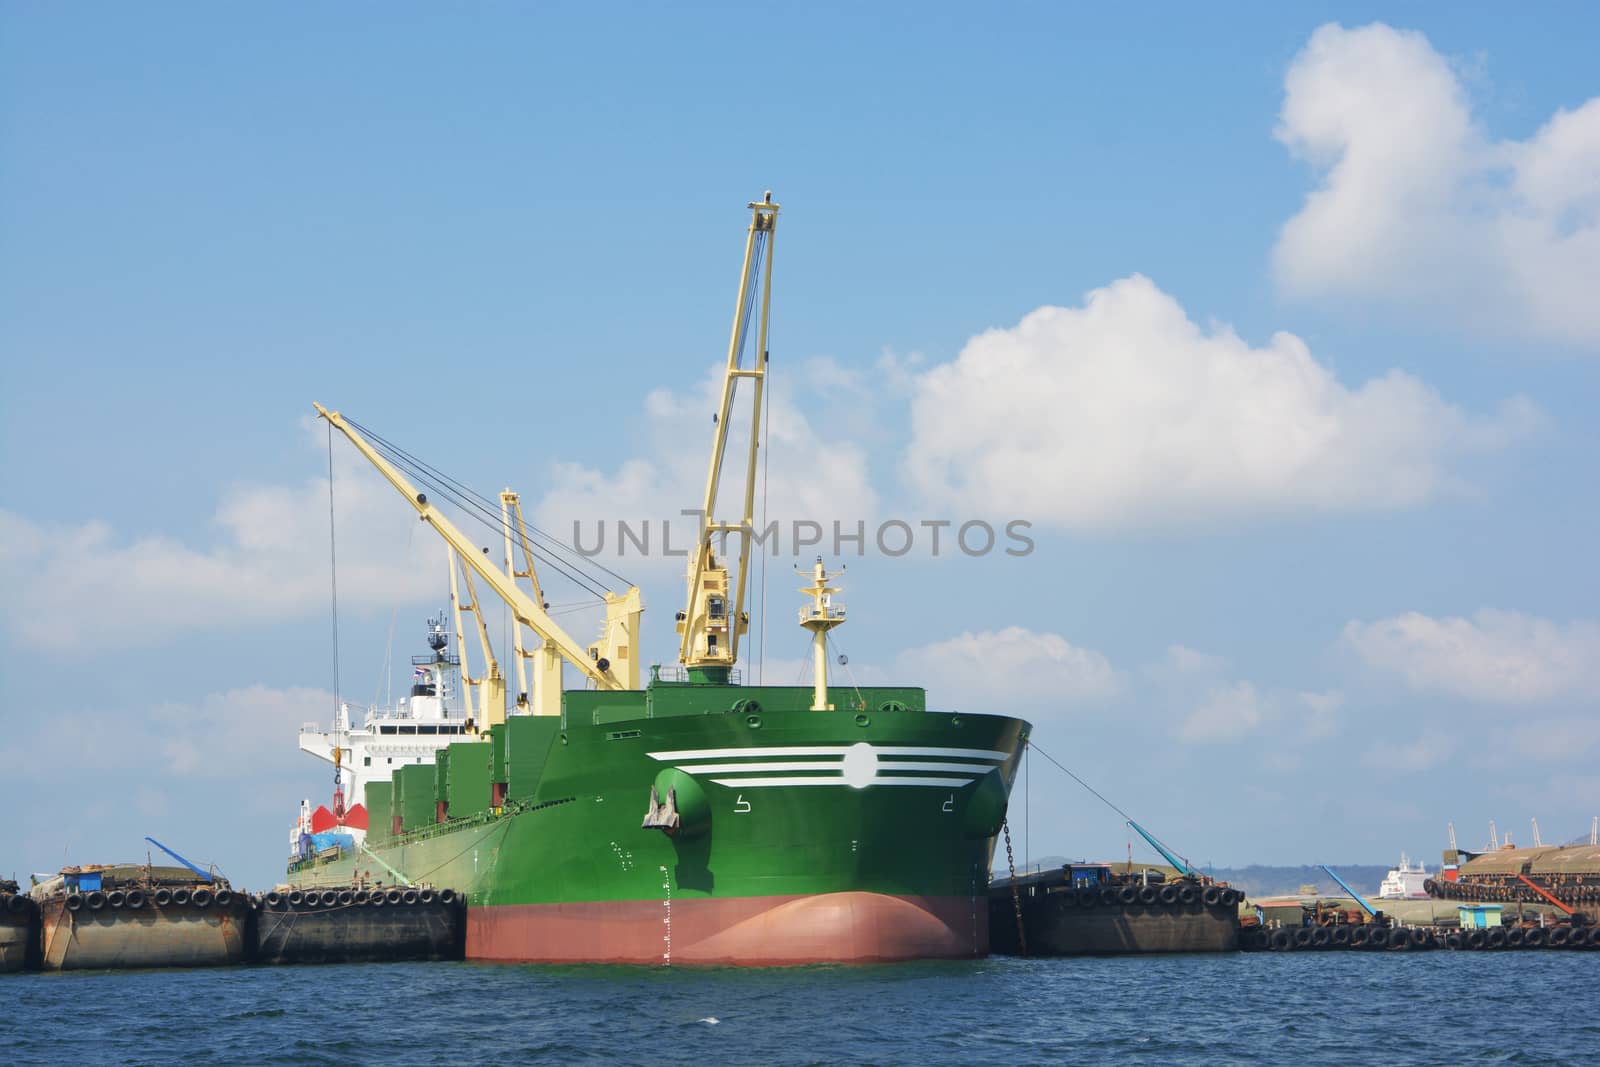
[
  {"left": 297, "top": 614, "right": 476, "bottom": 825},
  {"left": 1375, "top": 854, "right": 1431, "bottom": 899}
]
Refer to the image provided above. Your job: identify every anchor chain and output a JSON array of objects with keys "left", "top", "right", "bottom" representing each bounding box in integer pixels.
[{"left": 1003, "top": 818, "right": 1027, "bottom": 957}]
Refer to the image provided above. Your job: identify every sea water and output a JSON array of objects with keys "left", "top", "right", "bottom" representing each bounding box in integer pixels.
[{"left": 4, "top": 953, "right": 1595, "bottom": 1065}]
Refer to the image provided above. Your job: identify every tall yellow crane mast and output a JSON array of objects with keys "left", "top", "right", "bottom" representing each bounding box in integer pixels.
[
  {"left": 677, "top": 191, "right": 778, "bottom": 683},
  {"left": 315, "top": 403, "right": 641, "bottom": 701},
  {"left": 499, "top": 490, "right": 566, "bottom": 716},
  {"left": 447, "top": 546, "right": 506, "bottom": 727}
]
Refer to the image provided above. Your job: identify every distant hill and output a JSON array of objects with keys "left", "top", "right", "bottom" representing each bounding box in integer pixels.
[
  {"left": 1211, "top": 865, "right": 1391, "bottom": 899},
  {"left": 1000, "top": 857, "right": 1395, "bottom": 898}
]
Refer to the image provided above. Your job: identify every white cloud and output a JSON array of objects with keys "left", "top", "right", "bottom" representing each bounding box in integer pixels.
[
  {"left": 1148, "top": 644, "right": 1231, "bottom": 679},
  {"left": 157, "top": 684, "right": 333, "bottom": 779},
  {"left": 1343, "top": 609, "right": 1600, "bottom": 704},
  {"left": 534, "top": 364, "right": 880, "bottom": 572},
  {"left": 1299, "top": 690, "right": 1345, "bottom": 740},
  {"left": 1, "top": 429, "right": 441, "bottom": 652},
  {"left": 1360, "top": 731, "right": 1458, "bottom": 772},
  {"left": 1178, "top": 681, "right": 1265, "bottom": 742},
  {"left": 893, "top": 626, "right": 1121, "bottom": 714},
  {"left": 1274, "top": 22, "right": 1600, "bottom": 346},
  {"left": 1, "top": 684, "right": 336, "bottom": 883},
  {"left": 7, "top": 683, "right": 331, "bottom": 785},
  {"left": 1148, "top": 645, "right": 1344, "bottom": 746},
  {"left": 903, "top": 274, "right": 1534, "bottom": 528}
]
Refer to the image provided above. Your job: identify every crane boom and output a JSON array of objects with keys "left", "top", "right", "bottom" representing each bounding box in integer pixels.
[
  {"left": 314, "top": 402, "right": 628, "bottom": 691},
  {"left": 1318, "top": 864, "right": 1379, "bottom": 919},
  {"left": 678, "top": 192, "right": 778, "bottom": 679},
  {"left": 1126, "top": 820, "right": 1197, "bottom": 877}
]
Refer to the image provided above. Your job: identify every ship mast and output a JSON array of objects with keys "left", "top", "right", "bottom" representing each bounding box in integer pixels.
[
  {"left": 797, "top": 558, "right": 846, "bottom": 710},
  {"left": 677, "top": 192, "right": 778, "bottom": 683}
]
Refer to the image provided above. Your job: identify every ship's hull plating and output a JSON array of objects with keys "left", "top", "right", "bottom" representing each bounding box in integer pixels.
[
  {"left": 293, "top": 707, "right": 1028, "bottom": 964},
  {"left": 469, "top": 892, "right": 985, "bottom": 965}
]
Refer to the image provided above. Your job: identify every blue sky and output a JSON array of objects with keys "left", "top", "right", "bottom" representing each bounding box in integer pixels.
[{"left": 3, "top": 3, "right": 1598, "bottom": 889}]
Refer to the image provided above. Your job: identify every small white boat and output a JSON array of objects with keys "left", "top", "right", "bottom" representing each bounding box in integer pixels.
[{"left": 1375, "top": 854, "right": 1431, "bottom": 899}]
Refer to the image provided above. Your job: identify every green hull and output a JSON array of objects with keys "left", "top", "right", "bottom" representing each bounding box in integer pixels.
[{"left": 294, "top": 683, "right": 1029, "bottom": 963}]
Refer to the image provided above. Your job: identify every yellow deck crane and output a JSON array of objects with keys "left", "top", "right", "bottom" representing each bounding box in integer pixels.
[
  {"left": 677, "top": 192, "right": 779, "bottom": 684},
  {"left": 315, "top": 403, "right": 642, "bottom": 723},
  {"left": 498, "top": 490, "right": 568, "bottom": 716},
  {"left": 447, "top": 545, "right": 504, "bottom": 728}
]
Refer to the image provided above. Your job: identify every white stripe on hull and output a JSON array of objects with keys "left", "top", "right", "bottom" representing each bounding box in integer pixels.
[
  {"left": 680, "top": 759, "right": 993, "bottom": 775},
  {"left": 648, "top": 745, "right": 1009, "bottom": 762},
  {"left": 708, "top": 775, "right": 980, "bottom": 788}
]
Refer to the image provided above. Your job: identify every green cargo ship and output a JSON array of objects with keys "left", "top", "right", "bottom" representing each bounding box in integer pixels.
[{"left": 293, "top": 194, "right": 1031, "bottom": 964}]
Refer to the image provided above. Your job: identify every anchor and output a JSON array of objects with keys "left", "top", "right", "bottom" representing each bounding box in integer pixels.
[{"left": 641, "top": 784, "right": 681, "bottom": 835}]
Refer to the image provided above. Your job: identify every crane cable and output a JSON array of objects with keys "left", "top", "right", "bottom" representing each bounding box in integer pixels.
[
  {"left": 343, "top": 414, "right": 628, "bottom": 588},
  {"left": 343, "top": 416, "right": 625, "bottom": 600},
  {"left": 350, "top": 422, "right": 613, "bottom": 597},
  {"left": 756, "top": 346, "right": 772, "bottom": 683},
  {"left": 326, "top": 424, "right": 343, "bottom": 799},
  {"left": 1027, "top": 740, "right": 1197, "bottom": 875}
]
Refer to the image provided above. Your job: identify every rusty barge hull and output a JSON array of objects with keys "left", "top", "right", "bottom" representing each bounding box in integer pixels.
[{"left": 38, "top": 898, "right": 249, "bottom": 971}]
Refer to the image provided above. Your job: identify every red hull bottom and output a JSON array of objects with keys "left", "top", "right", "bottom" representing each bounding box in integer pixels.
[{"left": 467, "top": 892, "right": 988, "bottom": 965}]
